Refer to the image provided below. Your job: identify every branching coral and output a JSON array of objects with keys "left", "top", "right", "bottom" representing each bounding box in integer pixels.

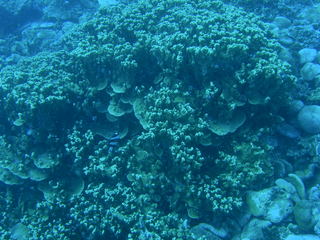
[{"left": 0, "top": 0, "right": 296, "bottom": 239}]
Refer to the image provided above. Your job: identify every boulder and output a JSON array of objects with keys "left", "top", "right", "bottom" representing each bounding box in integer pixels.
[
  {"left": 301, "top": 63, "right": 320, "bottom": 81},
  {"left": 297, "top": 105, "right": 320, "bottom": 134},
  {"left": 299, "top": 48, "right": 317, "bottom": 64}
]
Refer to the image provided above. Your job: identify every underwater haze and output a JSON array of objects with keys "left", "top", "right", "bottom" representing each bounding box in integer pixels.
[{"left": 1, "top": 0, "right": 320, "bottom": 239}]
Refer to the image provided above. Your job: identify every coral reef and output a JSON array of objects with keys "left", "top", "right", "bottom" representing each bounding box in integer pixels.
[{"left": 0, "top": 0, "right": 299, "bottom": 239}]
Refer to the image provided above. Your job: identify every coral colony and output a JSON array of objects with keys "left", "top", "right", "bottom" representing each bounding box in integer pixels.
[{"left": 0, "top": 0, "right": 320, "bottom": 239}]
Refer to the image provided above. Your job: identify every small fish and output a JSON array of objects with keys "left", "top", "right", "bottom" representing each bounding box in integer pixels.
[{"left": 109, "top": 135, "right": 120, "bottom": 141}]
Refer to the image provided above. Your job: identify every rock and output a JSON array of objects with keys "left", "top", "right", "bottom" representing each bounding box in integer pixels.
[
  {"left": 287, "top": 100, "right": 304, "bottom": 115},
  {"left": 279, "top": 34, "right": 294, "bottom": 46},
  {"left": 279, "top": 47, "right": 294, "bottom": 63},
  {"left": 10, "top": 223, "right": 29, "bottom": 240},
  {"left": 276, "top": 123, "right": 300, "bottom": 139},
  {"left": 301, "top": 63, "right": 320, "bottom": 81},
  {"left": 247, "top": 188, "right": 272, "bottom": 217},
  {"left": 0, "top": 0, "right": 31, "bottom": 14},
  {"left": 297, "top": 105, "right": 320, "bottom": 134},
  {"left": 0, "top": 0, "right": 43, "bottom": 37},
  {"left": 309, "top": 185, "right": 320, "bottom": 201},
  {"left": 314, "top": 221, "right": 320, "bottom": 236},
  {"left": 21, "top": 24, "right": 60, "bottom": 53},
  {"left": 246, "top": 187, "right": 293, "bottom": 223},
  {"left": 293, "top": 200, "right": 317, "bottom": 231},
  {"left": 98, "top": 0, "right": 119, "bottom": 7},
  {"left": 300, "top": 5, "right": 320, "bottom": 24},
  {"left": 284, "top": 234, "right": 320, "bottom": 240},
  {"left": 265, "top": 198, "right": 293, "bottom": 223},
  {"left": 273, "top": 16, "right": 291, "bottom": 29},
  {"left": 190, "top": 223, "right": 227, "bottom": 240},
  {"left": 241, "top": 219, "right": 271, "bottom": 240},
  {"left": 299, "top": 48, "right": 317, "bottom": 64}
]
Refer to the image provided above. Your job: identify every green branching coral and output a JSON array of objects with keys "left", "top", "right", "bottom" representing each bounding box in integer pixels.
[
  {"left": 129, "top": 82, "right": 273, "bottom": 217},
  {"left": 72, "top": 0, "right": 294, "bottom": 102},
  {"left": 0, "top": 0, "right": 296, "bottom": 239}
]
